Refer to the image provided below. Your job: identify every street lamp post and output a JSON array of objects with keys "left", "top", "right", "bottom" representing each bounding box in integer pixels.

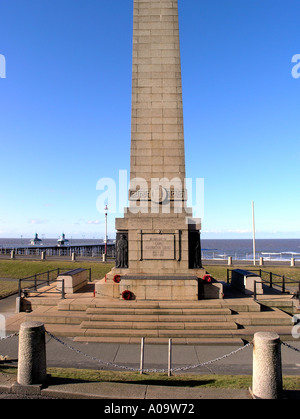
[
  {"left": 104, "top": 204, "right": 108, "bottom": 260},
  {"left": 252, "top": 201, "right": 256, "bottom": 266}
]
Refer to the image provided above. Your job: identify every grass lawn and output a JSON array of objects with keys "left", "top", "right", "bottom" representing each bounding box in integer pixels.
[
  {"left": 47, "top": 368, "right": 300, "bottom": 390},
  {"left": 0, "top": 281, "right": 21, "bottom": 299},
  {"left": 0, "top": 260, "right": 114, "bottom": 298},
  {"left": 0, "top": 365, "right": 299, "bottom": 390}
]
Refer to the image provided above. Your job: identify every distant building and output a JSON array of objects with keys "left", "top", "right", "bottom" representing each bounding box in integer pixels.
[
  {"left": 57, "top": 233, "right": 69, "bottom": 247},
  {"left": 30, "top": 233, "right": 43, "bottom": 246}
]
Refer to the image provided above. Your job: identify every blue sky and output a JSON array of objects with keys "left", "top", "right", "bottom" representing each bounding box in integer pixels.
[{"left": 0, "top": 0, "right": 299, "bottom": 240}]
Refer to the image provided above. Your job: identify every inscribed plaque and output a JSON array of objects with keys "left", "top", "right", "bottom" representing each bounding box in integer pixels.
[{"left": 142, "top": 234, "right": 175, "bottom": 260}]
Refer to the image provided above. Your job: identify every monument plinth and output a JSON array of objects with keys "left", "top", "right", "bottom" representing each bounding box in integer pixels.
[{"left": 96, "top": 0, "right": 222, "bottom": 300}]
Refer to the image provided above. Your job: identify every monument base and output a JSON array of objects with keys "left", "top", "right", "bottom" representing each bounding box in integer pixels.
[
  {"left": 104, "top": 206, "right": 219, "bottom": 301},
  {"left": 95, "top": 269, "right": 224, "bottom": 301}
]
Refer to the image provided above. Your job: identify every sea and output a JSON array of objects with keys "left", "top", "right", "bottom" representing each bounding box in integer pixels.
[
  {"left": 201, "top": 238, "right": 300, "bottom": 261},
  {"left": 0, "top": 238, "right": 299, "bottom": 261}
]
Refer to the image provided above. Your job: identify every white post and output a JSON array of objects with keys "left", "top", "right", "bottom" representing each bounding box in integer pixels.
[
  {"left": 140, "top": 337, "right": 145, "bottom": 375},
  {"left": 104, "top": 204, "right": 108, "bottom": 259},
  {"left": 252, "top": 201, "right": 256, "bottom": 266},
  {"left": 168, "top": 338, "right": 173, "bottom": 377}
]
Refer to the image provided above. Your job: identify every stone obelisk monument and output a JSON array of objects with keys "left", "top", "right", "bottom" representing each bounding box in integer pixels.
[{"left": 96, "top": 0, "right": 219, "bottom": 301}]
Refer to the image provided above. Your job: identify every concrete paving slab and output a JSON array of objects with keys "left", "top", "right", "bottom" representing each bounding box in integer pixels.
[
  {"left": 0, "top": 369, "right": 16, "bottom": 392},
  {"left": 194, "top": 344, "right": 253, "bottom": 375},
  {"left": 145, "top": 385, "right": 250, "bottom": 400},
  {"left": 42, "top": 381, "right": 148, "bottom": 399}
]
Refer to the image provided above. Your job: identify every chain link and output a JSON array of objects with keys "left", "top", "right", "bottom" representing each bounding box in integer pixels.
[
  {"left": 45, "top": 330, "right": 252, "bottom": 374},
  {"left": 281, "top": 341, "right": 300, "bottom": 353},
  {"left": 172, "top": 343, "right": 252, "bottom": 373},
  {"left": 45, "top": 331, "right": 143, "bottom": 372},
  {"left": 0, "top": 332, "right": 19, "bottom": 342}
]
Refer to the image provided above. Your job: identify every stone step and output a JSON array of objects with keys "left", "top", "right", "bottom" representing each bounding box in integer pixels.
[
  {"left": 233, "top": 325, "right": 296, "bottom": 342},
  {"left": 80, "top": 320, "right": 238, "bottom": 331},
  {"left": 73, "top": 336, "right": 245, "bottom": 345},
  {"left": 24, "top": 309, "right": 293, "bottom": 328},
  {"left": 86, "top": 314, "right": 233, "bottom": 323},
  {"left": 85, "top": 307, "right": 233, "bottom": 316},
  {"left": 78, "top": 324, "right": 295, "bottom": 341},
  {"left": 7, "top": 320, "right": 295, "bottom": 344},
  {"left": 79, "top": 328, "right": 238, "bottom": 339},
  {"left": 25, "top": 307, "right": 87, "bottom": 325},
  {"left": 233, "top": 309, "right": 294, "bottom": 326},
  {"left": 27, "top": 323, "right": 85, "bottom": 337},
  {"left": 56, "top": 298, "right": 262, "bottom": 313},
  {"left": 8, "top": 288, "right": 295, "bottom": 346},
  {"left": 259, "top": 300, "right": 295, "bottom": 309},
  {"left": 29, "top": 298, "right": 62, "bottom": 308},
  {"left": 57, "top": 300, "right": 94, "bottom": 312},
  {"left": 94, "top": 301, "right": 227, "bottom": 309},
  {"left": 92, "top": 300, "right": 261, "bottom": 312}
]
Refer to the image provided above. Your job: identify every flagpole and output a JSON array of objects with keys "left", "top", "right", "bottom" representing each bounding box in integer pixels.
[{"left": 252, "top": 201, "right": 256, "bottom": 266}]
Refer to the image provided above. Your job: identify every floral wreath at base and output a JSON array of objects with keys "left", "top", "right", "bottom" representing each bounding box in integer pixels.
[
  {"left": 203, "top": 274, "right": 213, "bottom": 283},
  {"left": 113, "top": 275, "right": 121, "bottom": 283},
  {"left": 122, "top": 290, "right": 132, "bottom": 300}
]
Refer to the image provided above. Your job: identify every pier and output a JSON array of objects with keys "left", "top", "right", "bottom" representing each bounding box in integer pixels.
[{"left": 0, "top": 242, "right": 116, "bottom": 258}]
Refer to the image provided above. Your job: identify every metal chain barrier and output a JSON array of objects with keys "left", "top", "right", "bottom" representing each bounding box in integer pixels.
[
  {"left": 45, "top": 331, "right": 140, "bottom": 372},
  {"left": 0, "top": 332, "right": 19, "bottom": 342},
  {"left": 45, "top": 330, "right": 252, "bottom": 374},
  {"left": 172, "top": 343, "right": 252, "bottom": 373},
  {"left": 3, "top": 331, "right": 300, "bottom": 372},
  {"left": 281, "top": 341, "right": 300, "bottom": 354}
]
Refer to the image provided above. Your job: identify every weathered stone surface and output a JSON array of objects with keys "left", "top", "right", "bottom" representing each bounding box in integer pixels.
[
  {"left": 17, "top": 321, "right": 47, "bottom": 386},
  {"left": 252, "top": 332, "right": 283, "bottom": 399},
  {"left": 130, "top": 0, "right": 186, "bottom": 189},
  {"left": 57, "top": 269, "right": 88, "bottom": 294}
]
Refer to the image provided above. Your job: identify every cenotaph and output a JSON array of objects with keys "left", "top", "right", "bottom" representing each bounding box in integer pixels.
[{"left": 96, "top": 0, "right": 222, "bottom": 300}]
